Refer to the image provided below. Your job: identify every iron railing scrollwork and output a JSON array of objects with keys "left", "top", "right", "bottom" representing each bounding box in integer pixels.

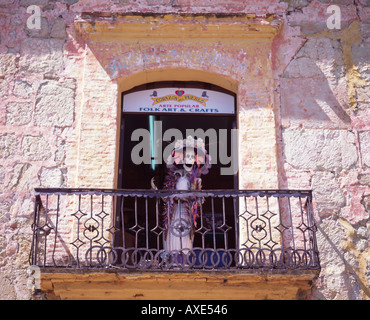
[{"left": 29, "top": 188, "right": 320, "bottom": 271}]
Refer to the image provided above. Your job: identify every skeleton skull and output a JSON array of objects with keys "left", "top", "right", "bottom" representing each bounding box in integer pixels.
[{"left": 184, "top": 148, "right": 195, "bottom": 171}]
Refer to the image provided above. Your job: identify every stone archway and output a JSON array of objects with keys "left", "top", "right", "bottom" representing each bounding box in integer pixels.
[{"left": 71, "top": 14, "right": 282, "bottom": 191}]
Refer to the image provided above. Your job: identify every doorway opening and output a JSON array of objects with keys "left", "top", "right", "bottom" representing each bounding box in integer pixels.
[{"left": 115, "top": 81, "right": 238, "bottom": 260}]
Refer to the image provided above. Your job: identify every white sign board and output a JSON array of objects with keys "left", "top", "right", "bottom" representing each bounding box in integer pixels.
[{"left": 123, "top": 88, "right": 235, "bottom": 115}]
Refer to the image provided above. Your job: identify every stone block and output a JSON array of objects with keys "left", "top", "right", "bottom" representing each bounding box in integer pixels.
[
  {"left": 361, "top": 23, "right": 370, "bottom": 39},
  {"left": 19, "top": 38, "right": 64, "bottom": 75},
  {"left": 0, "top": 79, "right": 8, "bottom": 98},
  {"left": 19, "top": 0, "right": 48, "bottom": 5},
  {"left": 312, "top": 171, "right": 346, "bottom": 216},
  {"left": 280, "top": 77, "right": 350, "bottom": 129},
  {"left": 13, "top": 80, "right": 33, "bottom": 98},
  {"left": 280, "top": 0, "right": 310, "bottom": 10},
  {"left": 39, "top": 167, "right": 64, "bottom": 187},
  {"left": 8, "top": 163, "right": 32, "bottom": 191},
  {"left": 50, "top": 17, "right": 67, "bottom": 39},
  {"left": 359, "top": 131, "right": 370, "bottom": 168},
  {"left": 358, "top": 0, "right": 370, "bottom": 6},
  {"left": 359, "top": 6, "right": 370, "bottom": 23},
  {"left": 332, "top": 0, "right": 353, "bottom": 4},
  {"left": 54, "top": 137, "right": 66, "bottom": 164},
  {"left": 284, "top": 37, "right": 344, "bottom": 79},
  {"left": 351, "top": 42, "right": 370, "bottom": 83},
  {"left": 5, "top": 102, "right": 33, "bottom": 125},
  {"left": 358, "top": 173, "right": 370, "bottom": 186},
  {"left": 0, "top": 53, "right": 17, "bottom": 77},
  {"left": 315, "top": 219, "right": 346, "bottom": 277},
  {"left": 64, "top": 0, "right": 79, "bottom": 4},
  {"left": 146, "top": 0, "right": 172, "bottom": 5},
  {"left": 282, "top": 128, "right": 358, "bottom": 172},
  {"left": 0, "top": 134, "right": 18, "bottom": 159},
  {"left": 21, "top": 135, "right": 52, "bottom": 161},
  {"left": 355, "top": 86, "right": 370, "bottom": 103},
  {"left": 34, "top": 80, "right": 75, "bottom": 127},
  {"left": 340, "top": 185, "right": 369, "bottom": 224},
  {"left": 362, "top": 195, "right": 370, "bottom": 212},
  {"left": 0, "top": 166, "right": 4, "bottom": 182}
]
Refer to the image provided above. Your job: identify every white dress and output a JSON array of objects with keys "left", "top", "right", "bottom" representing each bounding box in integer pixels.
[{"left": 163, "top": 174, "right": 193, "bottom": 257}]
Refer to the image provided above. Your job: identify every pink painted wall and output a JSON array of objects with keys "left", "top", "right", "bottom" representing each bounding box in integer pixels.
[{"left": 0, "top": 0, "right": 369, "bottom": 300}]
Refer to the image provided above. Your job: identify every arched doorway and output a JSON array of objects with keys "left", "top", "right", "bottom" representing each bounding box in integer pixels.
[{"left": 115, "top": 81, "right": 238, "bottom": 260}]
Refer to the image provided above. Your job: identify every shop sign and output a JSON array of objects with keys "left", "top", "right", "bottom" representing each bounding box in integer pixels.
[{"left": 123, "top": 88, "right": 235, "bottom": 114}]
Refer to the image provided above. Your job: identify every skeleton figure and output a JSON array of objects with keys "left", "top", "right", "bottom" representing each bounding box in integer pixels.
[{"left": 157, "top": 136, "right": 211, "bottom": 262}]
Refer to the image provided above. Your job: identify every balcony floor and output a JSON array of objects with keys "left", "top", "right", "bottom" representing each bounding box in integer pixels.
[{"left": 39, "top": 268, "right": 320, "bottom": 300}]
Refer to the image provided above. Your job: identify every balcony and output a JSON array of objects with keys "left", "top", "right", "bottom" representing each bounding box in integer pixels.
[
  {"left": 29, "top": 188, "right": 320, "bottom": 299},
  {"left": 30, "top": 188, "right": 320, "bottom": 269}
]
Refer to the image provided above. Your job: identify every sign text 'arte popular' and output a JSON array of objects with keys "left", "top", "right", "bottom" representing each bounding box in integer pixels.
[{"left": 123, "top": 88, "right": 235, "bottom": 114}]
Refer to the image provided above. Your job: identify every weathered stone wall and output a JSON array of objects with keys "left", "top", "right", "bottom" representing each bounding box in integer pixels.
[
  {"left": 273, "top": 1, "right": 370, "bottom": 300},
  {"left": 0, "top": 0, "right": 79, "bottom": 299},
  {"left": 0, "top": 0, "right": 369, "bottom": 300}
]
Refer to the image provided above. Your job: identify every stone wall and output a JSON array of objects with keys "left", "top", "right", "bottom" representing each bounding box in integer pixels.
[
  {"left": 274, "top": 1, "right": 370, "bottom": 300},
  {"left": 0, "top": 0, "right": 369, "bottom": 300},
  {"left": 0, "top": 0, "right": 78, "bottom": 299}
]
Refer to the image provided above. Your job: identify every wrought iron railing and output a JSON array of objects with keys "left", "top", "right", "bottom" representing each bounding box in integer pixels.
[{"left": 29, "top": 188, "right": 320, "bottom": 271}]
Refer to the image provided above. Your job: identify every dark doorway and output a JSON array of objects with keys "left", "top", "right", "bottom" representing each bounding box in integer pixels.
[
  {"left": 118, "top": 113, "right": 237, "bottom": 190},
  {"left": 116, "top": 82, "right": 238, "bottom": 256}
]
